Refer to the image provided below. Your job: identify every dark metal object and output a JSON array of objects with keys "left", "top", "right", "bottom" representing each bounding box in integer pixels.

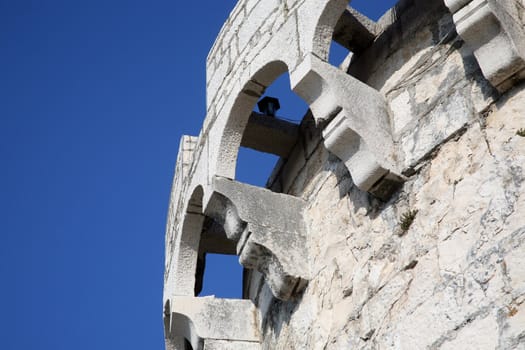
[{"left": 257, "top": 96, "right": 280, "bottom": 117}]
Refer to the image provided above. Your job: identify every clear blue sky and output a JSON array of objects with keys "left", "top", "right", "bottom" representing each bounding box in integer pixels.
[{"left": 1, "top": 1, "right": 397, "bottom": 349}]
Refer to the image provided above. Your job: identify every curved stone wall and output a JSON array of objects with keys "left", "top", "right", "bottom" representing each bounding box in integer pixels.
[{"left": 163, "top": 0, "right": 525, "bottom": 348}]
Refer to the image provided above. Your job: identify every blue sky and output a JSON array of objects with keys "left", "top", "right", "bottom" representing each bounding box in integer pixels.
[{"left": 1, "top": 1, "right": 397, "bottom": 349}]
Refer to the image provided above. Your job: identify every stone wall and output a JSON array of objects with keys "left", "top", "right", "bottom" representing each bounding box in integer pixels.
[
  {"left": 256, "top": 86, "right": 525, "bottom": 349},
  {"left": 163, "top": 0, "right": 525, "bottom": 349}
]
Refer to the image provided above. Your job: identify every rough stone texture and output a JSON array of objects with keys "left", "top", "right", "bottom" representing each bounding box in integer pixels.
[
  {"left": 165, "top": 296, "right": 260, "bottom": 350},
  {"left": 252, "top": 80, "right": 525, "bottom": 350},
  {"left": 444, "top": 0, "right": 525, "bottom": 92},
  {"left": 241, "top": 112, "right": 299, "bottom": 158},
  {"left": 333, "top": 7, "right": 377, "bottom": 53},
  {"left": 163, "top": 0, "right": 525, "bottom": 348},
  {"left": 205, "top": 176, "right": 309, "bottom": 301}
]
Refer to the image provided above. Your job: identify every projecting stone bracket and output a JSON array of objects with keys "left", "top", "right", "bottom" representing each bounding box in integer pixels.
[
  {"left": 204, "top": 176, "right": 309, "bottom": 301},
  {"left": 164, "top": 296, "right": 261, "bottom": 350},
  {"left": 333, "top": 6, "right": 377, "bottom": 53},
  {"left": 445, "top": 0, "right": 525, "bottom": 92},
  {"left": 323, "top": 112, "right": 404, "bottom": 200},
  {"left": 240, "top": 112, "right": 299, "bottom": 158},
  {"left": 291, "top": 54, "right": 403, "bottom": 199}
]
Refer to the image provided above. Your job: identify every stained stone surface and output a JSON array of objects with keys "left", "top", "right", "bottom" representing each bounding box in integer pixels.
[
  {"left": 246, "top": 2, "right": 525, "bottom": 348},
  {"left": 164, "top": 0, "right": 525, "bottom": 348},
  {"left": 253, "top": 79, "right": 525, "bottom": 350}
]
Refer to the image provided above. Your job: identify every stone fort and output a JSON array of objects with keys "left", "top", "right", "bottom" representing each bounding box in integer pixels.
[{"left": 163, "top": 0, "right": 525, "bottom": 348}]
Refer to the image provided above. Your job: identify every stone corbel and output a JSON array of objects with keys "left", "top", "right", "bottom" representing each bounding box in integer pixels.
[
  {"left": 333, "top": 6, "right": 377, "bottom": 53},
  {"left": 164, "top": 296, "right": 261, "bottom": 350},
  {"left": 204, "top": 176, "right": 309, "bottom": 301},
  {"left": 290, "top": 54, "right": 403, "bottom": 199},
  {"left": 445, "top": 0, "right": 525, "bottom": 92}
]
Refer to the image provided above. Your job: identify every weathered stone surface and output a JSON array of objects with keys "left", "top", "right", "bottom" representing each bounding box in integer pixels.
[
  {"left": 445, "top": 0, "right": 525, "bottom": 92},
  {"left": 291, "top": 54, "right": 403, "bottom": 196},
  {"left": 165, "top": 296, "right": 260, "bottom": 350},
  {"left": 333, "top": 7, "right": 377, "bottom": 53},
  {"left": 240, "top": 112, "right": 299, "bottom": 158},
  {"left": 253, "top": 86, "right": 525, "bottom": 350},
  {"left": 203, "top": 340, "right": 260, "bottom": 350},
  {"left": 205, "top": 176, "right": 309, "bottom": 300},
  {"left": 164, "top": 0, "right": 525, "bottom": 348}
]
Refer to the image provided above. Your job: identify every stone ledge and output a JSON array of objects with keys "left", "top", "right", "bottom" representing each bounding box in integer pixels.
[
  {"left": 240, "top": 111, "right": 299, "bottom": 158},
  {"left": 291, "top": 54, "right": 404, "bottom": 198},
  {"left": 164, "top": 296, "right": 261, "bottom": 350},
  {"left": 445, "top": 0, "right": 525, "bottom": 92},
  {"left": 333, "top": 6, "right": 377, "bottom": 53},
  {"left": 205, "top": 176, "right": 309, "bottom": 300}
]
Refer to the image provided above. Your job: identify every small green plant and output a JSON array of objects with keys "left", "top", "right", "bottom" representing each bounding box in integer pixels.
[
  {"left": 400, "top": 209, "right": 418, "bottom": 233},
  {"left": 517, "top": 128, "right": 525, "bottom": 137}
]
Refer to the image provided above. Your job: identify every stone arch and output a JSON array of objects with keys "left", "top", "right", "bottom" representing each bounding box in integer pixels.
[
  {"left": 175, "top": 184, "right": 242, "bottom": 299},
  {"left": 164, "top": 300, "right": 191, "bottom": 350},
  {"left": 214, "top": 60, "right": 292, "bottom": 180},
  {"left": 164, "top": 307, "right": 200, "bottom": 350},
  {"left": 173, "top": 185, "right": 205, "bottom": 296},
  {"left": 289, "top": 0, "right": 405, "bottom": 197},
  {"left": 206, "top": 0, "right": 382, "bottom": 187},
  {"left": 311, "top": 0, "right": 350, "bottom": 61},
  {"left": 164, "top": 296, "right": 261, "bottom": 349},
  {"left": 168, "top": 312, "right": 201, "bottom": 350}
]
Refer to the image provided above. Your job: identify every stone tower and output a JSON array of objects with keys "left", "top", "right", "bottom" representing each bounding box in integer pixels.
[{"left": 163, "top": 0, "right": 525, "bottom": 348}]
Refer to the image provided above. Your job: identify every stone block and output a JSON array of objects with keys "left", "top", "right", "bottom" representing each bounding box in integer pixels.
[
  {"left": 240, "top": 112, "right": 299, "bottom": 158},
  {"left": 333, "top": 7, "right": 377, "bottom": 53},
  {"left": 165, "top": 296, "right": 260, "bottom": 350},
  {"left": 445, "top": 0, "right": 525, "bottom": 91},
  {"left": 204, "top": 176, "right": 309, "bottom": 300},
  {"left": 291, "top": 54, "right": 403, "bottom": 198},
  {"left": 165, "top": 0, "right": 525, "bottom": 348}
]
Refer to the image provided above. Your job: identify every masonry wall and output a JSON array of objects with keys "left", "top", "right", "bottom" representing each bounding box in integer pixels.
[
  {"left": 249, "top": 88, "right": 525, "bottom": 350},
  {"left": 163, "top": 0, "right": 525, "bottom": 349},
  {"left": 244, "top": 2, "right": 525, "bottom": 349}
]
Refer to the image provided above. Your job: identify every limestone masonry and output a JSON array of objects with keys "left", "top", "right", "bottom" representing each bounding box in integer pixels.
[{"left": 163, "top": 0, "right": 525, "bottom": 349}]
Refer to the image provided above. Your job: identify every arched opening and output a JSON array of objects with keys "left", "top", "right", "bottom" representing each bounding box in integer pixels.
[
  {"left": 174, "top": 187, "right": 244, "bottom": 299},
  {"left": 213, "top": 61, "right": 287, "bottom": 181},
  {"left": 174, "top": 186, "right": 205, "bottom": 296},
  {"left": 169, "top": 313, "right": 201, "bottom": 350},
  {"left": 195, "top": 211, "right": 242, "bottom": 299},
  {"left": 198, "top": 253, "right": 243, "bottom": 298},
  {"left": 328, "top": 0, "right": 400, "bottom": 69},
  {"left": 236, "top": 71, "right": 309, "bottom": 188},
  {"left": 221, "top": 63, "right": 309, "bottom": 191},
  {"left": 350, "top": 0, "right": 399, "bottom": 20},
  {"left": 164, "top": 300, "right": 198, "bottom": 350}
]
